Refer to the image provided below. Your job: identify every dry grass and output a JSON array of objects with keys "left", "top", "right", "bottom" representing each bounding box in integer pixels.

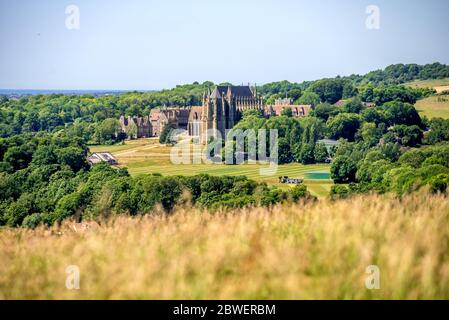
[
  {"left": 405, "top": 78, "right": 449, "bottom": 91},
  {"left": 415, "top": 94, "right": 449, "bottom": 119},
  {"left": 434, "top": 86, "right": 449, "bottom": 94},
  {"left": 1, "top": 193, "right": 449, "bottom": 300}
]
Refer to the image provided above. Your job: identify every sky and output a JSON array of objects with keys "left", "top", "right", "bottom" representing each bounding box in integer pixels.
[{"left": 0, "top": 0, "right": 448, "bottom": 90}]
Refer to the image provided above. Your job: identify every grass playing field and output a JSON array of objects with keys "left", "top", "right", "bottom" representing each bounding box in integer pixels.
[{"left": 89, "top": 139, "right": 333, "bottom": 197}]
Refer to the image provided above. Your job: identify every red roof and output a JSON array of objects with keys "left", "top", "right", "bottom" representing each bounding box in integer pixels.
[{"left": 270, "top": 105, "right": 311, "bottom": 117}]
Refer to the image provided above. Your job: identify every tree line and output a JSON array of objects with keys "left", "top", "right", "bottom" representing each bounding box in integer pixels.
[{"left": 0, "top": 131, "right": 315, "bottom": 228}]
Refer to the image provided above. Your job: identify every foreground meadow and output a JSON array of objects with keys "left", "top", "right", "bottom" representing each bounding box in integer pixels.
[{"left": 1, "top": 192, "right": 448, "bottom": 299}]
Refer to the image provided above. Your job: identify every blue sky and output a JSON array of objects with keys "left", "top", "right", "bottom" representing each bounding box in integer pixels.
[{"left": 0, "top": 0, "right": 448, "bottom": 90}]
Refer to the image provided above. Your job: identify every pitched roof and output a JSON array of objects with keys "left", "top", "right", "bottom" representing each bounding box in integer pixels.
[
  {"left": 334, "top": 99, "right": 348, "bottom": 107},
  {"left": 209, "top": 87, "right": 222, "bottom": 99},
  {"left": 210, "top": 85, "right": 254, "bottom": 98},
  {"left": 270, "top": 105, "right": 312, "bottom": 117}
]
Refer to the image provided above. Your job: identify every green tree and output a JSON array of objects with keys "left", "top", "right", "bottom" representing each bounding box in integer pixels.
[
  {"left": 298, "top": 143, "right": 315, "bottom": 164},
  {"left": 331, "top": 155, "right": 357, "bottom": 183},
  {"left": 381, "top": 102, "right": 423, "bottom": 127},
  {"left": 281, "top": 107, "right": 293, "bottom": 117},
  {"left": 314, "top": 142, "right": 328, "bottom": 163},
  {"left": 159, "top": 123, "right": 176, "bottom": 144},
  {"left": 309, "top": 79, "right": 354, "bottom": 104},
  {"left": 297, "top": 91, "right": 320, "bottom": 107},
  {"left": 288, "top": 89, "right": 303, "bottom": 101},
  {"left": 4, "top": 144, "right": 34, "bottom": 171},
  {"left": 95, "top": 118, "right": 121, "bottom": 144},
  {"left": 31, "top": 145, "right": 58, "bottom": 166},
  {"left": 389, "top": 125, "right": 423, "bottom": 147},
  {"left": 311, "top": 103, "right": 339, "bottom": 121},
  {"left": 56, "top": 147, "right": 88, "bottom": 172},
  {"left": 278, "top": 137, "right": 293, "bottom": 164},
  {"left": 343, "top": 97, "right": 364, "bottom": 113},
  {"left": 6, "top": 193, "right": 36, "bottom": 226},
  {"left": 327, "top": 113, "right": 362, "bottom": 142}
]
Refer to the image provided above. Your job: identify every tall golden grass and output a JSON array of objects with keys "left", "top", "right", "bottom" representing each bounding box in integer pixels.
[{"left": 1, "top": 192, "right": 449, "bottom": 299}]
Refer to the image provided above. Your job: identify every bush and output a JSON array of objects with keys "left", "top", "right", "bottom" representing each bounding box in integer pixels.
[
  {"left": 53, "top": 192, "right": 84, "bottom": 223},
  {"left": 330, "top": 185, "right": 350, "bottom": 200},
  {"left": 6, "top": 193, "right": 36, "bottom": 227},
  {"left": 290, "top": 184, "right": 313, "bottom": 202},
  {"left": 22, "top": 213, "right": 42, "bottom": 229},
  {"left": 331, "top": 156, "right": 357, "bottom": 183},
  {"left": 429, "top": 174, "right": 449, "bottom": 194}
]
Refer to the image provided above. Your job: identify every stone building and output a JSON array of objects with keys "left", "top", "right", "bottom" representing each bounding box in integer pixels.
[
  {"left": 199, "top": 85, "right": 264, "bottom": 141},
  {"left": 187, "top": 106, "right": 203, "bottom": 137},
  {"left": 119, "top": 115, "right": 152, "bottom": 139},
  {"left": 120, "top": 85, "right": 312, "bottom": 141},
  {"left": 119, "top": 108, "right": 190, "bottom": 139}
]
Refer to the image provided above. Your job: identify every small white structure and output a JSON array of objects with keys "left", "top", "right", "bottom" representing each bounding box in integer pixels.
[
  {"left": 88, "top": 152, "right": 118, "bottom": 166},
  {"left": 279, "top": 176, "right": 304, "bottom": 184}
]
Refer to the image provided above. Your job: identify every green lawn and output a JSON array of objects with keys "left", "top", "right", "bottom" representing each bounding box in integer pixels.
[
  {"left": 89, "top": 139, "right": 333, "bottom": 198},
  {"left": 89, "top": 138, "right": 158, "bottom": 153},
  {"left": 128, "top": 161, "right": 332, "bottom": 197}
]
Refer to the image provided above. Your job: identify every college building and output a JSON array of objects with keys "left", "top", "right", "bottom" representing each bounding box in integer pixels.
[{"left": 119, "top": 85, "right": 312, "bottom": 142}]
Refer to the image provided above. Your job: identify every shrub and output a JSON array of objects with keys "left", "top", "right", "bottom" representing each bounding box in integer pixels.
[
  {"left": 22, "top": 213, "right": 42, "bottom": 229},
  {"left": 330, "top": 185, "right": 350, "bottom": 200},
  {"left": 429, "top": 174, "right": 449, "bottom": 194}
]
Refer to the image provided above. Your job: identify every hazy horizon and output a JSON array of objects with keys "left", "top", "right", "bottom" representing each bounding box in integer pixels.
[
  {"left": 1, "top": 0, "right": 449, "bottom": 90},
  {"left": 0, "top": 59, "right": 447, "bottom": 92}
]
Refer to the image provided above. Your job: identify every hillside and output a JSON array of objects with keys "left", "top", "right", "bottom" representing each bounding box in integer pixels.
[
  {"left": 403, "top": 78, "right": 449, "bottom": 119},
  {"left": 1, "top": 192, "right": 448, "bottom": 299},
  {"left": 415, "top": 94, "right": 449, "bottom": 119},
  {"left": 405, "top": 78, "right": 449, "bottom": 92}
]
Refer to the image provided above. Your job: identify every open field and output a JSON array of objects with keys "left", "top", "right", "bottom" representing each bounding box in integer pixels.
[
  {"left": 1, "top": 192, "right": 448, "bottom": 299},
  {"left": 404, "top": 78, "right": 449, "bottom": 119},
  {"left": 415, "top": 94, "right": 449, "bottom": 119},
  {"left": 89, "top": 139, "right": 333, "bottom": 197},
  {"left": 405, "top": 78, "right": 449, "bottom": 93}
]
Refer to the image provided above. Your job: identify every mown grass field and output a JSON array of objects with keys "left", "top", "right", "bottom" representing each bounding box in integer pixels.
[
  {"left": 1, "top": 192, "right": 448, "bottom": 299},
  {"left": 90, "top": 139, "right": 333, "bottom": 197}
]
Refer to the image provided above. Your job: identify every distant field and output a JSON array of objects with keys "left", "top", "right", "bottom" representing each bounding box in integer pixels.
[
  {"left": 415, "top": 94, "right": 449, "bottom": 119},
  {"left": 403, "top": 78, "right": 449, "bottom": 119},
  {"left": 405, "top": 78, "right": 449, "bottom": 93},
  {"left": 89, "top": 139, "right": 333, "bottom": 197}
]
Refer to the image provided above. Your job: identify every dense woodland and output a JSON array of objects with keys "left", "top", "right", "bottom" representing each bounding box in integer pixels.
[{"left": 1, "top": 62, "right": 449, "bottom": 227}]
